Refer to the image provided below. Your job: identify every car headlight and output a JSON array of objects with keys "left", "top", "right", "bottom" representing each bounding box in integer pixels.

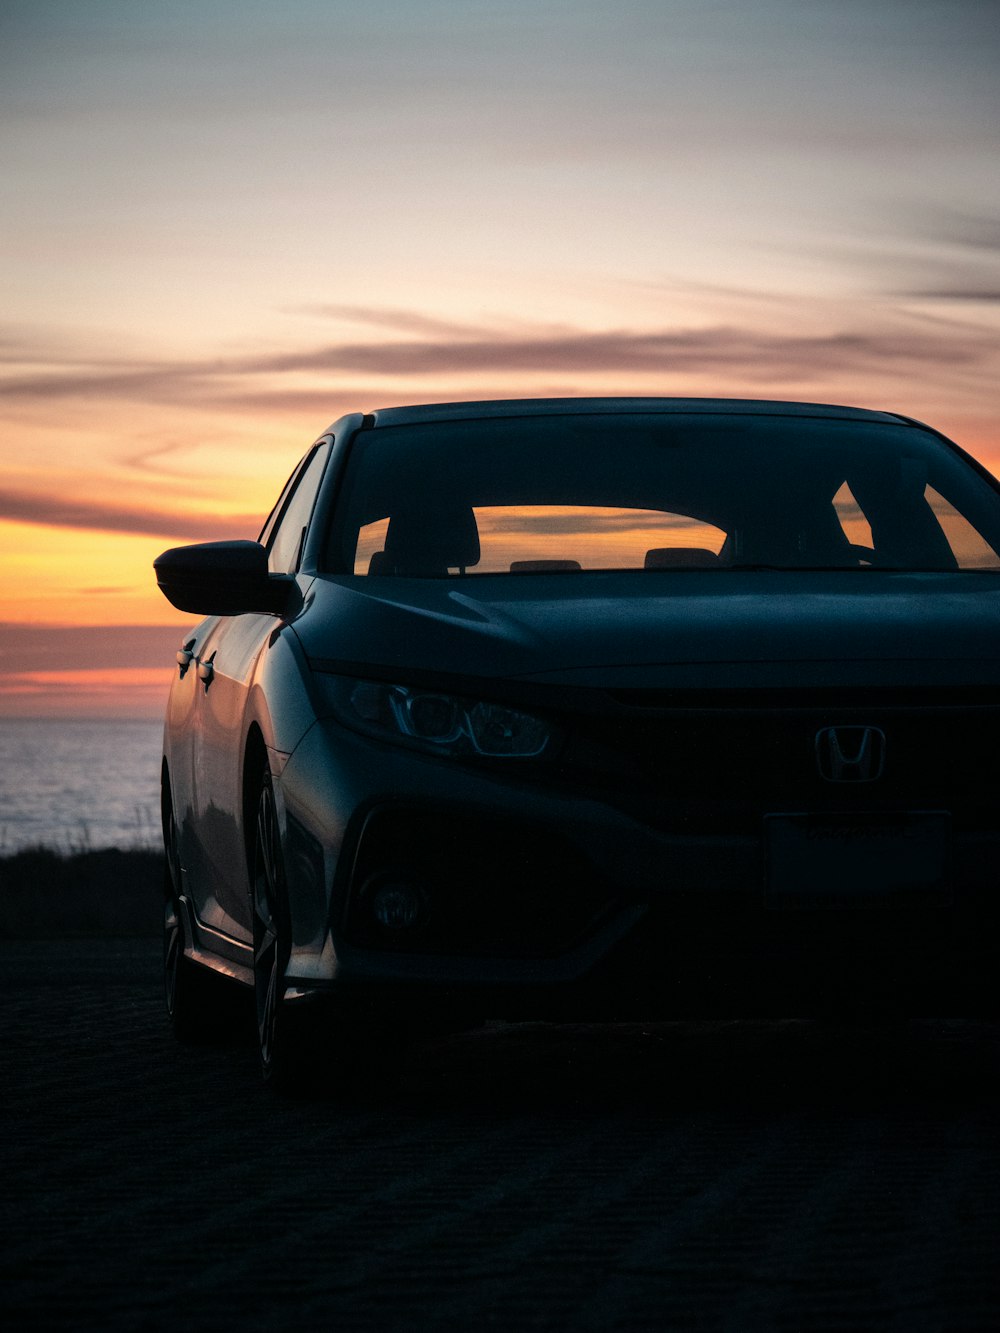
[{"left": 319, "top": 675, "right": 552, "bottom": 758}]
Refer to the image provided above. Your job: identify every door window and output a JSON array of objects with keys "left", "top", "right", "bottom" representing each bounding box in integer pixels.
[{"left": 267, "top": 446, "right": 329, "bottom": 573}]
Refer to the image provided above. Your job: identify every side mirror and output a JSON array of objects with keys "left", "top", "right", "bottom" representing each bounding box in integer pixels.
[{"left": 153, "top": 540, "right": 294, "bottom": 616}]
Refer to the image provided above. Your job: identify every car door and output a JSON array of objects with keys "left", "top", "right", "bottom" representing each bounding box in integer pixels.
[{"left": 186, "top": 443, "right": 331, "bottom": 942}]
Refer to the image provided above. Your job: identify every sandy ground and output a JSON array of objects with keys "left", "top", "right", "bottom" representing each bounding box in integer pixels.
[{"left": 2, "top": 939, "right": 999, "bottom": 1330}]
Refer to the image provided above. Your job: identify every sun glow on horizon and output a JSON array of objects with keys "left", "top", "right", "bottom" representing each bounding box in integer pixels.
[
  {"left": 0, "top": 521, "right": 211, "bottom": 627},
  {"left": 0, "top": 668, "right": 173, "bottom": 719}
]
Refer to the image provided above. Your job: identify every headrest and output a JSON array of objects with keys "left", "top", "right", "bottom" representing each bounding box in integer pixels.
[
  {"left": 383, "top": 505, "right": 480, "bottom": 574},
  {"left": 644, "top": 546, "right": 719, "bottom": 569},
  {"left": 509, "top": 559, "right": 582, "bottom": 573}
]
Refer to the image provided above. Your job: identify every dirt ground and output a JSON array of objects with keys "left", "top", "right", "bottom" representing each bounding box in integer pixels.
[{"left": 2, "top": 938, "right": 999, "bottom": 1331}]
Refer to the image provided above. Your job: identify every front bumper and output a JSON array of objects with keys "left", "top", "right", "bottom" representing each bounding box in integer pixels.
[{"left": 275, "top": 716, "right": 1000, "bottom": 1018}]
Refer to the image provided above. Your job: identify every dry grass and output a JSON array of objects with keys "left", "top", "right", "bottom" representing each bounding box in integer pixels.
[{"left": 0, "top": 847, "right": 163, "bottom": 938}]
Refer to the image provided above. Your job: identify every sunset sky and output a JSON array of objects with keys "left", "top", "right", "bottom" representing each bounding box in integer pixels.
[{"left": 2, "top": 0, "right": 998, "bottom": 716}]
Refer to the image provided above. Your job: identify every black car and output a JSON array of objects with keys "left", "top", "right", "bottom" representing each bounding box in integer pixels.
[{"left": 155, "top": 397, "right": 1000, "bottom": 1088}]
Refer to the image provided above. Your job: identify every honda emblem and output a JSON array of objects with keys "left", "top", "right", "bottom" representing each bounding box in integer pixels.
[{"left": 815, "top": 726, "right": 886, "bottom": 782}]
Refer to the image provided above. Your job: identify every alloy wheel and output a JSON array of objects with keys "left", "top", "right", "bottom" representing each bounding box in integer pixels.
[{"left": 252, "top": 770, "right": 286, "bottom": 1080}]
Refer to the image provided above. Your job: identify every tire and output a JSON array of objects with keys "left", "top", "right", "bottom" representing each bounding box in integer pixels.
[
  {"left": 251, "top": 763, "right": 404, "bottom": 1095},
  {"left": 251, "top": 763, "right": 309, "bottom": 1089}
]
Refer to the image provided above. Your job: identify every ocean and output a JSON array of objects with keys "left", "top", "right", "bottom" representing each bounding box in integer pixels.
[{"left": 0, "top": 718, "right": 164, "bottom": 854}]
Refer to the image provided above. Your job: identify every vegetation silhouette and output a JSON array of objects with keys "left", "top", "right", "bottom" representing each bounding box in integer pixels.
[{"left": 0, "top": 847, "right": 162, "bottom": 937}]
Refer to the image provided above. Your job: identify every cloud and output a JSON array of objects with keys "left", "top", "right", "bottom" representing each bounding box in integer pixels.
[
  {"left": 890, "top": 253, "right": 1000, "bottom": 303},
  {"left": 0, "top": 487, "right": 259, "bottom": 541},
  {"left": 485, "top": 510, "right": 706, "bottom": 536},
  {"left": 895, "top": 289, "right": 1000, "bottom": 303},
  {"left": 880, "top": 207, "right": 1000, "bottom": 302},
  {"left": 119, "top": 438, "right": 194, "bottom": 474},
  {"left": 248, "top": 327, "right": 987, "bottom": 379},
  {"left": 0, "top": 362, "right": 214, "bottom": 403},
  {"left": 294, "top": 305, "right": 487, "bottom": 338},
  {"left": 1, "top": 311, "right": 994, "bottom": 420},
  {"left": 909, "top": 210, "right": 1000, "bottom": 255}
]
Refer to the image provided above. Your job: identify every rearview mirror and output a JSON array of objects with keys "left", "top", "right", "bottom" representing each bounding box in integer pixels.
[{"left": 153, "top": 540, "right": 294, "bottom": 616}]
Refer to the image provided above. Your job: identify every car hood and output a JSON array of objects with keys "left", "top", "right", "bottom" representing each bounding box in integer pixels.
[{"left": 294, "top": 572, "right": 1000, "bottom": 691}]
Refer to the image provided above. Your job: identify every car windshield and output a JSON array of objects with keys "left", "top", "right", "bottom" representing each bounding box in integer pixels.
[{"left": 326, "top": 412, "right": 1000, "bottom": 576}]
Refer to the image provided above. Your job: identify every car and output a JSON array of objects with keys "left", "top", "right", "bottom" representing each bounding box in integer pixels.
[{"left": 154, "top": 396, "right": 1000, "bottom": 1088}]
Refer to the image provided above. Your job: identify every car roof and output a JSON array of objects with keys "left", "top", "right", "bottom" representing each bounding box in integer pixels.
[{"left": 363, "top": 397, "right": 908, "bottom": 429}]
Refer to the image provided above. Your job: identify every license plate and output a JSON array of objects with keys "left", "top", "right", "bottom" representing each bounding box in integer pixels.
[{"left": 764, "top": 812, "right": 951, "bottom": 909}]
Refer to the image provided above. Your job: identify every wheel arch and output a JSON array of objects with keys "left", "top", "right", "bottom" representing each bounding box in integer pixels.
[
  {"left": 160, "top": 756, "right": 172, "bottom": 845},
  {"left": 242, "top": 723, "right": 269, "bottom": 876}
]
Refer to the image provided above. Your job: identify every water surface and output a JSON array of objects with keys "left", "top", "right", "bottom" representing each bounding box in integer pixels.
[{"left": 0, "top": 718, "right": 163, "bottom": 853}]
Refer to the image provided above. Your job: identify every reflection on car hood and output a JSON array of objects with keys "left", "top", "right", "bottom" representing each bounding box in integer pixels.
[{"left": 294, "top": 572, "right": 1000, "bottom": 690}]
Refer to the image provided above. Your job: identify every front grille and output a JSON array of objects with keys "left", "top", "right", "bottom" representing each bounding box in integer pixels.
[{"left": 550, "top": 689, "right": 1000, "bottom": 833}]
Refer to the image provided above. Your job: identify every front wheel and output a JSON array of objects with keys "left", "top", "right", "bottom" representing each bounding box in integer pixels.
[
  {"left": 250, "top": 764, "right": 405, "bottom": 1095},
  {"left": 252, "top": 764, "right": 313, "bottom": 1089}
]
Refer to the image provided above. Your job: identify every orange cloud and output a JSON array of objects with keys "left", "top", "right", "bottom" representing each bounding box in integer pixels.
[{"left": 0, "top": 487, "right": 260, "bottom": 542}]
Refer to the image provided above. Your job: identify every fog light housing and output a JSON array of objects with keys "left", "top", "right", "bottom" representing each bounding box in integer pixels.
[{"left": 369, "top": 881, "right": 423, "bottom": 931}]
